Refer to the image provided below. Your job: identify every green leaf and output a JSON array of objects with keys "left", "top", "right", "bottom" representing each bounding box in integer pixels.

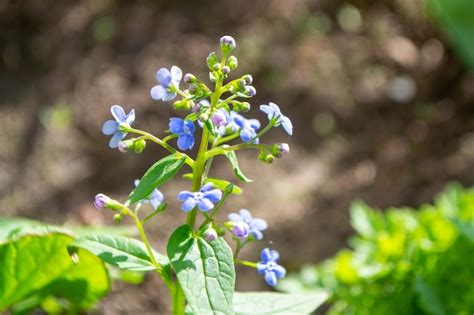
[
  {"left": 0, "top": 233, "right": 109, "bottom": 311},
  {"left": 128, "top": 154, "right": 186, "bottom": 204},
  {"left": 350, "top": 201, "right": 384, "bottom": 238},
  {"left": 224, "top": 150, "right": 252, "bottom": 183},
  {"left": 167, "top": 225, "right": 235, "bottom": 314},
  {"left": 233, "top": 291, "right": 329, "bottom": 314},
  {"left": 69, "top": 234, "right": 168, "bottom": 271},
  {"left": 414, "top": 277, "right": 446, "bottom": 315},
  {"left": 183, "top": 173, "right": 243, "bottom": 195}
]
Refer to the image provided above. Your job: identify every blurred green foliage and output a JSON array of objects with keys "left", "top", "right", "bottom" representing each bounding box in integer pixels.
[
  {"left": 279, "top": 184, "right": 474, "bottom": 315},
  {"left": 426, "top": 0, "right": 474, "bottom": 70}
]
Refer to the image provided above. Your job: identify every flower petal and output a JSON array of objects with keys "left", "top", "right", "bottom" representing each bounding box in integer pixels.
[
  {"left": 163, "top": 91, "right": 177, "bottom": 102},
  {"left": 177, "top": 191, "right": 194, "bottom": 201},
  {"left": 261, "top": 248, "right": 272, "bottom": 262},
  {"left": 184, "top": 120, "right": 196, "bottom": 133},
  {"left": 228, "top": 213, "right": 242, "bottom": 222},
  {"left": 156, "top": 68, "right": 172, "bottom": 86},
  {"left": 181, "top": 198, "right": 198, "bottom": 212},
  {"left": 200, "top": 183, "right": 214, "bottom": 192},
  {"left": 198, "top": 198, "right": 214, "bottom": 212},
  {"left": 204, "top": 189, "right": 222, "bottom": 203},
  {"left": 171, "top": 66, "right": 183, "bottom": 83},
  {"left": 260, "top": 104, "right": 273, "bottom": 119},
  {"left": 151, "top": 85, "right": 166, "bottom": 100},
  {"left": 240, "top": 128, "right": 254, "bottom": 142},
  {"left": 102, "top": 120, "right": 119, "bottom": 135},
  {"left": 109, "top": 132, "right": 125, "bottom": 148},
  {"left": 169, "top": 118, "right": 185, "bottom": 134},
  {"left": 257, "top": 262, "right": 267, "bottom": 274},
  {"left": 281, "top": 116, "right": 293, "bottom": 135},
  {"left": 134, "top": 179, "right": 140, "bottom": 187},
  {"left": 251, "top": 230, "right": 264, "bottom": 240},
  {"left": 273, "top": 265, "right": 286, "bottom": 279},
  {"left": 177, "top": 134, "right": 194, "bottom": 150},
  {"left": 250, "top": 218, "right": 268, "bottom": 231},
  {"left": 239, "top": 209, "right": 252, "bottom": 222},
  {"left": 111, "top": 105, "right": 126, "bottom": 122},
  {"left": 264, "top": 271, "right": 278, "bottom": 286},
  {"left": 248, "top": 119, "right": 261, "bottom": 130},
  {"left": 125, "top": 109, "right": 135, "bottom": 125}
]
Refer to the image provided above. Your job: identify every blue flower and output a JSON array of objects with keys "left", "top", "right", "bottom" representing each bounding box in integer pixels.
[
  {"left": 260, "top": 102, "right": 293, "bottom": 135},
  {"left": 151, "top": 66, "right": 183, "bottom": 101},
  {"left": 233, "top": 113, "right": 260, "bottom": 143},
  {"left": 228, "top": 209, "right": 268, "bottom": 240},
  {"left": 134, "top": 180, "right": 164, "bottom": 210},
  {"left": 177, "top": 183, "right": 222, "bottom": 212},
  {"left": 102, "top": 105, "right": 135, "bottom": 148},
  {"left": 257, "top": 248, "right": 286, "bottom": 287},
  {"left": 169, "top": 118, "right": 195, "bottom": 150}
]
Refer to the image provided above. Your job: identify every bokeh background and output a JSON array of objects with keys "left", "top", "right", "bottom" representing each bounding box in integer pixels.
[{"left": 1, "top": 0, "right": 473, "bottom": 313}]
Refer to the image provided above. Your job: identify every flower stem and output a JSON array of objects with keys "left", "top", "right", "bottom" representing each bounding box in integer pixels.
[
  {"left": 127, "top": 128, "right": 194, "bottom": 166},
  {"left": 172, "top": 281, "right": 186, "bottom": 315},
  {"left": 235, "top": 259, "right": 258, "bottom": 268}
]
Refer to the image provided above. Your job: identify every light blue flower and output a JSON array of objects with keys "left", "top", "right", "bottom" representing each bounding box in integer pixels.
[
  {"left": 151, "top": 66, "right": 183, "bottom": 101},
  {"left": 234, "top": 113, "right": 260, "bottom": 143},
  {"left": 228, "top": 209, "right": 268, "bottom": 240},
  {"left": 260, "top": 102, "right": 293, "bottom": 135},
  {"left": 102, "top": 105, "right": 135, "bottom": 148},
  {"left": 257, "top": 248, "right": 286, "bottom": 287},
  {"left": 134, "top": 180, "right": 164, "bottom": 210},
  {"left": 177, "top": 183, "right": 222, "bottom": 212},
  {"left": 169, "top": 118, "right": 195, "bottom": 150}
]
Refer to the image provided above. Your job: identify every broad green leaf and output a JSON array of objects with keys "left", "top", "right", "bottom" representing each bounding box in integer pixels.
[
  {"left": 128, "top": 154, "right": 186, "bottom": 204},
  {"left": 350, "top": 201, "right": 384, "bottom": 238},
  {"left": 0, "top": 233, "right": 109, "bottom": 311},
  {"left": 182, "top": 173, "right": 243, "bottom": 195},
  {"left": 224, "top": 150, "right": 252, "bottom": 183},
  {"left": 233, "top": 291, "right": 329, "bottom": 314},
  {"left": 69, "top": 234, "right": 168, "bottom": 271},
  {"left": 426, "top": 0, "right": 474, "bottom": 69},
  {"left": 168, "top": 225, "right": 235, "bottom": 314},
  {"left": 414, "top": 277, "right": 446, "bottom": 315}
]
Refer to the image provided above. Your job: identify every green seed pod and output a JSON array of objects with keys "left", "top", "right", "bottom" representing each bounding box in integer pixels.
[
  {"left": 174, "top": 99, "right": 192, "bottom": 110},
  {"left": 207, "top": 52, "right": 218, "bottom": 70},
  {"left": 228, "top": 56, "right": 238, "bottom": 70},
  {"left": 133, "top": 139, "right": 146, "bottom": 153}
]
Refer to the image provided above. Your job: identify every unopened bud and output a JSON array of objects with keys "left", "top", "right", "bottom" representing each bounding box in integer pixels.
[
  {"left": 211, "top": 110, "right": 227, "bottom": 127},
  {"left": 133, "top": 139, "right": 146, "bottom": 153},
  {"left": 204, "top": 227, "right": 218, "bottom": 242},
  {"left": 232, "top": 221, "right": 250, "bottom": 239},
  {"left": 271, "top": 143, "right": 290, "bottom": 158},
  {"left": 245, "top": 86, "right": 256, "bottom": 97},
  {"left": 94, "top": 193, "right": 109, "bottom": 209},
  {"left": 242, "top": 74, "right": 253, "bottom": 85},
  {"left": 228, "top": 56, "right": 238, "bottom": 70},
  {"left": 207, "top": 52, "right": 219, "bottom": 70},
  {"left": 113, "top": 213, "right": 123, "bottom": 223},
  {"left": 174, "top": 99, "right": 192, "bottom": 110},
  {"left": 221, "top": 66, "right": 230, "bottom": 75},
  {"left": 118, "top": 141, "right": 128, "bottom": 153},
  {"left": 183, "top": 73, "right": 197, "bottom": 84},
  {"left": 258, "top": 151, "right": 275, "bottom": 164},
  {"left": 220, "top": 35, "right": 236, "bottom": 55},
  {"left": 199, "top": 113, "right": 209, "bottom": 122}
]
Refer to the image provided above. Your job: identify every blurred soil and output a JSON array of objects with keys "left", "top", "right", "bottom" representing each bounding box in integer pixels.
[{"left": 0, "top": 0, "right": 473, "bottom": 313}]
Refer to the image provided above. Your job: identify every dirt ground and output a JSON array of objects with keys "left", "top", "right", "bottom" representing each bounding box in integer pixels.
[{"left": 1, "top": 0, "right": 473, "bottom": 313}]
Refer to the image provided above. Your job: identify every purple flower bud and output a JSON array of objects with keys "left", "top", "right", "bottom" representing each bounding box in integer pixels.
[
  {"left": 220, "top": 35, "right": 236, "bottom": 51},
  {"left": 183, "top": 73, "right": 196, "bottom": 84},
  {"left": 242, "top": 75, "right": 253, "bottom": 85},
  {"left": 204, "top": 228, "right": 218, "bottom": 242},
  {"left": 232, "top": 221, "right": 250, "bottom": 239},
  {"left": 211, "top": 110, "right": 228, "bottom": 127},
  {"left": 192, "top": 102, "right": 200, "bottom": 113},
  {"left": 222, "top": 66, "right": 230, "bottom": 74},
  {"left": 94, "top": 193, "right": 109, "bottom": 209},
  {"left": 245, "top": 86, "right": 256, "bottom": 97},
  {"left": 118, "top": 141, "right": 128, "bottom": 153},
  {"left": 280, "top": 143, "right": 289, "bottom": 155}
]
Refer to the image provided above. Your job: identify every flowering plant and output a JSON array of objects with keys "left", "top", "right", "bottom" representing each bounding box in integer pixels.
[{"left": 0, "top": 36, "right": 327, "bottom": 314}]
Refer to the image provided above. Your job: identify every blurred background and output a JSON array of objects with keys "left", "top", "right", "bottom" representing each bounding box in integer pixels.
[{"left": 0, "top": 0, "right": 473, "bottom": 313}]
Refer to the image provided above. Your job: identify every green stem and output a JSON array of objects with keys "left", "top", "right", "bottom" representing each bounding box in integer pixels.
[
  {"left": 127, "top": 128, "right": 194, "bottom": 167},
  {"left": 235, "top": 259, "right": 258, "bottom": 268},
  {"left": 215, "top": 132, "right": 239, "bottom": 146},
  {"left": 206, "top": 143, "right": 270, "bottom": 159},
  {"left": 172, "top": 282, "right": 186, "bottom": 315},
  {"left": 124, "top": 207, "right": 174, "bottom": 290}
]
